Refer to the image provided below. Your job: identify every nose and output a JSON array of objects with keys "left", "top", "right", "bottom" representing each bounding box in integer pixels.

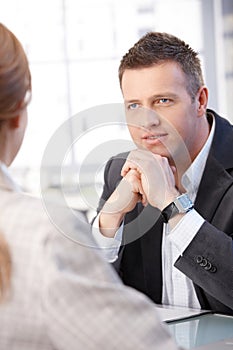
[
  {"left": 139, "top": 107, "right": 160, "bottom": 129},
  {"left": 126, "top": 106, "right": 160, "bottom": 129}
]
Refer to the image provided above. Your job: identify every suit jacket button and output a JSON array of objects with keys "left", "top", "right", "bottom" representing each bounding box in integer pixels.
[
  {"left": 196, "top": 255, "right": 203, "bottom": 264},
  {"left": 204, "top": 261, "right": 212, "bottom": 270},
  {"left": 210, "top": 265, "right": 217, "bottom": 273},
  {"left": 200, "top": 258, "right": 208, "bottom": 267}
]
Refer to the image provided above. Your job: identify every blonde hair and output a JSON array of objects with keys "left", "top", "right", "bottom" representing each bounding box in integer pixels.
[
  {"left": 0, "top": 233, "right": 11, "bottom": 301},
  {"left": 0, "top": 23, "right": 31, "bottom": 120},
  {"left": 0, "top": 23, "right": 31, "bottom": 299}
]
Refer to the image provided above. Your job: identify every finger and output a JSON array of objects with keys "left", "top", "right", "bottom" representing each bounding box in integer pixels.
[
  {"left": 141, "top": 194, "right": 148, "bottom": 207},
  {"left": 170, "top": 165, "right": 176, "bottom": 174},
  {"left": 124, "top": 169, "right": 147, "bottom": 202},
  {"left": 135, "top": 175, "right": 148, "bottom": 204},
  {"left": 121, "top": 161, "right": 138, "bottom": 177},
  {"left": 121, "top": 166, "right": 130, "bottom": 177},
  {"left": 123, "top": 168, "right": 140, "bottom": 179}
]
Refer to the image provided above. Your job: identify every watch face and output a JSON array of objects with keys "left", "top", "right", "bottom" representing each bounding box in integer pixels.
[{"left": 175, "top": 194, "right": 193, "bottom": 212}]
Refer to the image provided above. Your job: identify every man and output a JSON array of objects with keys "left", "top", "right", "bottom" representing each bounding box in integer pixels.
[
  {"left": 0, "top": 23, "right": 180, "bottom": 349},
  {"left": 92, "top": 32, "right": 233, "bottom": 314}
]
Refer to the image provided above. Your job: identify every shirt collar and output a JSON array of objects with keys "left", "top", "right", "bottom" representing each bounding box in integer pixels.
[
  {"left": 0, "top": 161, "right": 21, "bottom": 192},
  {"left": 181, "top": 112, "right": 215, "bottom": 201}
]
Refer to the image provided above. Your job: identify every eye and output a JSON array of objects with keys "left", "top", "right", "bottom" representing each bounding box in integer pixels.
[
  {"left": 158, "top": 98, "right": 170, "bottom": 104},
  {"left": 128, "top": 103, "right": 139, "bottom": 110}
]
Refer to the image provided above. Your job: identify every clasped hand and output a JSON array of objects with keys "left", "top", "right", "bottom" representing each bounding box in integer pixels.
[
  {"left": 120, "top": 149, "right": 179, "bottom": 211},
  {"left": 100, "top": 149, "right": 180, "bottom": 236}
]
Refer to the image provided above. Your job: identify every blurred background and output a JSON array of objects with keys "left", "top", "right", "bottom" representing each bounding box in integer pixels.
[{"left": 1, "top": 0, "right": 232, "bottom": 216}]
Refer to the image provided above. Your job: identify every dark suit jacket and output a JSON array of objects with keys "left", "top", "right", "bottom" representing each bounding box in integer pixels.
[{"left": 97, "top": 110, "right": 233, "bottom": 314}]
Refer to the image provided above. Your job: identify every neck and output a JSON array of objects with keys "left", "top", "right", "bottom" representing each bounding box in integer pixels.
[
  {"left": 174, "top": 115, "right": 211, "bottom": 191},
  {"left": 0, "top": 132, "right": 12, "bottom": 167}
]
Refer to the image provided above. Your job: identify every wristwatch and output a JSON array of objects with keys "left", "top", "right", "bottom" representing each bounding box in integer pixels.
[{"left": 161, "top": 193, "right": 194, "bottom": 223}]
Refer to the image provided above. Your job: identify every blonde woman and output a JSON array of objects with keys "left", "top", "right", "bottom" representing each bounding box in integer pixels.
[{"left": 0, "top": 23, "right": 181, "bottom": 350}]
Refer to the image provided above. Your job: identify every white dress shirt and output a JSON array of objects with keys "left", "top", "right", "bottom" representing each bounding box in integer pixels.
[{"left": 92, "top": 114, "right": 215, "bottom": 309}]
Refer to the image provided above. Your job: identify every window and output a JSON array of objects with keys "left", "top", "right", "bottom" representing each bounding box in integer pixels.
[{"left": 1, "top": 0, "right": 231, "bottom": 215}]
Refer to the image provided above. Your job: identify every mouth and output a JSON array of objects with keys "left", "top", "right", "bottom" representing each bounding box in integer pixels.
[{"left": 142, "top": 133, "right": 167, "bottom": 140}]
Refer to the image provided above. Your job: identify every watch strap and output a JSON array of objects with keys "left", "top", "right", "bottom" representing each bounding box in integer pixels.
[
  {"left": 161, "top": 202, "right": 179, "bottom": 223},
  {"left": 161, "top": 193, "right": 193, "bottom": 223}
]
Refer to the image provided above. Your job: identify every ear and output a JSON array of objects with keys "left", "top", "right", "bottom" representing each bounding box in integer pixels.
[
  {"left": 196, "top": 86, "right": 208, "bottom": 117},
  {"left": 9, "top": 115, "right": 21, "bottom": 129}
]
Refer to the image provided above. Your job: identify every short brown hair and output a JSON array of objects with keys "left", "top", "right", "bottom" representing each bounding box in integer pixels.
[
  {"left": 119, "top": 32, "right": 204, "bottom": 101},
  {"left": 0, "top": 23, "right": 31, "bottom": 120}
]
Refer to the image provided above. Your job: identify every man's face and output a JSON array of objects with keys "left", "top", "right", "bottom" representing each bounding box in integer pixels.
[{"left": 121, "top": 62, "right": 204, "bottom": 165}]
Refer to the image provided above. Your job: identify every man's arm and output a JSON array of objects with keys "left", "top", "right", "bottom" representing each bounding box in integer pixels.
[
  {"left": 92, "top": 213, "right": 122, "bottom": 262},
  {"left": 120, "top": 149, "right": 233, "bottom": 312},
  {"left": 174, "top": 220, "right": 233, "bottom": 312},
  {"left": 93, "top": 152, "right": 145, "bottom": 239}
]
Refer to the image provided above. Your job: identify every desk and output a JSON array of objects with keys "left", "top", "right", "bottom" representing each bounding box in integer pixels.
[{"left": 156, "top": 306, "right": 233, "bottom": 349}]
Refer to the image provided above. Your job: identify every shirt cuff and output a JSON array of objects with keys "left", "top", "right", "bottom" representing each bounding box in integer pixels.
[
  {"left": 168, "top": 209, "right": 205, "bottom": 255},
  {"left": 92, "top": 214, "right": 122, "bottom": 262}
]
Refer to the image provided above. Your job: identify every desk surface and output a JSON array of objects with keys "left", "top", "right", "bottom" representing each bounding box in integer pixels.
[
  {"left": 165, "top": 311, "right": 233, "bottom": 349},
  {"left": 156, "top": 305, "right": 209, "bottom": 323},
  {"left": 195, "top": 337, "right": 233, "bottom": 350}
]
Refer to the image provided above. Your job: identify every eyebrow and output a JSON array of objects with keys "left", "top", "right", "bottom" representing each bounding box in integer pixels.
[
  {"left": 124, "top": 93, "right": 179, "bottom": 104},
  {"left": 124, "top": 99, "right": 140, "bottom": 104}
]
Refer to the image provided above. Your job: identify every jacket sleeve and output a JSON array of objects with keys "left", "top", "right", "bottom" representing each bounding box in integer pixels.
[
  {"left": 96, "top": 153, "right": 127, "bottom": 213},
  {"left": 174, "top": 220, "right": 233, "bottom": 313}
]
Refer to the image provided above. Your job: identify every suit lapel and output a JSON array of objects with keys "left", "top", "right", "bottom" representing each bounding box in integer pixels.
[
  {"left": 195, "top": 111, "right": 233, "bottom": 220},
  {"left": 195, "top": 155, "right": 233, "bottom": 221},
  {"left": 193, "top": 112, "right": 233, "bottom": 308}
]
